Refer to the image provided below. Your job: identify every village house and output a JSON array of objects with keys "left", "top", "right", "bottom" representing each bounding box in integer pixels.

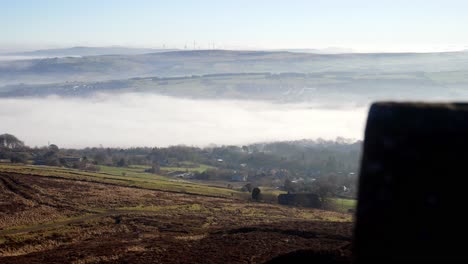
[{"left": 231, "top": 174, "right": 247, "bottom": 182}]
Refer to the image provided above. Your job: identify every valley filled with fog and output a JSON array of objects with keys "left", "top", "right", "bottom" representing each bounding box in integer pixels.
[
  {"left": 3, "top": 2, "right": 468, "bottom": 263},
  {"left": 0, "top": 93, "right": 367, "bottom": 148},
  {"left": 2, "top": 49, "right": 468, "bottom": 148}
]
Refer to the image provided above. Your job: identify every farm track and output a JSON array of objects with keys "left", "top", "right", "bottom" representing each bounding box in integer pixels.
[
  {"left": 0, "top": 174, "right": 35, "bottom": 201},
  {"left": 0, "top": 173, "right": 87, "bottom": 212}
]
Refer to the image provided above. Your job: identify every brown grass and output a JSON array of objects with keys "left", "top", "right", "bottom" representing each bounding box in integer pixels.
[{"left": 0, "top": 166, "right": 353, "bottom": 263}]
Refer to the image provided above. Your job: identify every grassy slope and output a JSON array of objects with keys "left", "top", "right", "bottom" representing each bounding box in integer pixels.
[
  {"left": 327, "top": 198, "right": 357, "bottom": 213},
  {"left": 100, "top": 164, "right": 285, "bottom": 201},
  {"left": 0, "top": 164, "right": 244, "bottom": 198},
  {"left": 0, "top": 164, "right": 357, "bottom": 212},
  {"left": 0, "top": 163, "right": 353, "bottom": 237}
]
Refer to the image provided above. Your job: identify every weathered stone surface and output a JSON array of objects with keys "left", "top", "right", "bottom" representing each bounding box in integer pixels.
[{"left": 354, "top": 102, "right": 468, "bottom": 263}]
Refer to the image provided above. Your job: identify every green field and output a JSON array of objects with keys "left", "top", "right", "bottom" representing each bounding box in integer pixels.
[
  {"left": 0, "top": 164, "right": 246, "bottom": 199},
  {"left": 160, "top": 162, "right": 215, "bottom": 173},
  {"left": 0, "top": 163, "right": 357, "bottom": 213},
  {"left": 328, "top": 198, "right": 357, "bottom": 213}
]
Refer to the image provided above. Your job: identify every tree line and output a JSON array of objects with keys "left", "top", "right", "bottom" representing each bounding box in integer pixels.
[{"left": 0, "top": 133, "right": 361, "bottom": 198}]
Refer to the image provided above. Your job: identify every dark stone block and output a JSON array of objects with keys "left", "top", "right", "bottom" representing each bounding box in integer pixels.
[
  {"left": 354, "top": 102, "right": 468, "bottom": 263},
  {"left": 278, "top": 193, "right": 321, "bottom": 208}
]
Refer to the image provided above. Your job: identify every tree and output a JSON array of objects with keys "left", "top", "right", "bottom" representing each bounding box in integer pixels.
[
  {"left": 252, "top": 187, "right": 261, "bottom": 201},
  {"left": 145, "top": 162, "right": 160, "bottom": 174},
  {"left": 315, "top": 180, "right": 335, "bottom": 200},
  {"left": 284, "top": 178, "right": 295, "bottom": 192},
  {"left": 325, "top": 156, "right": 337, "bottom": 172},
  {"left": 116, "top": 158, "right": 127, "bottom": 167},
  {"left": 48, "top": 144, "right": 59, "bottom": 153},
  {"left": 93, "top": 152, "right": 109, "bottom": 165},
  {"left": 242, "top": 183, "right": 253, "bottom": 192},
  {"left": 46, "top": 157, "right": 60, "bottom": 166},
  {"left": 0, "top": 134, "right": 24, "bottom": 149},
  {"left": 10, "top": 152, "right": 29, "bottom": 163},
  {"left": 327, "top": 173, "right": 340, "bottom": 186}
]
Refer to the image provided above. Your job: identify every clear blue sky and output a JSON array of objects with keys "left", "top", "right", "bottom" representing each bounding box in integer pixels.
[{"left": 1, "top": 0, "right": 467, "bottom": 52}]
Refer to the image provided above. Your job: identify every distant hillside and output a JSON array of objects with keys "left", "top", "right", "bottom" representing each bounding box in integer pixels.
[
  {"left": 1, "top": 50, "right": 468, "bottom": 86},
  {"left": 273, "top": 47, "right": 354, "bottom": 54},
  {"left": 2, "top": 46, "right": 178, "bottom": 57},
  {"left": 2, "top": 71, "right": 468, "bottom": 105}
]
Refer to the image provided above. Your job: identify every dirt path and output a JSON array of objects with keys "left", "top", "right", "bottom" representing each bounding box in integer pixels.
[{"left": 0, "top": 209, "right": 158, "bottom": 236}]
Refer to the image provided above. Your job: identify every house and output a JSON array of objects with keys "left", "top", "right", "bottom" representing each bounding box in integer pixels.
[
  {"left": 291, "top": 177, "right": 304, "bottom": 183},
  {"left": 166, "top": 171, "right": 194, "bottom": 179},
  {"left": 176, "top": 172, "right": 194, "bottom": 179},
  {"left": 231, "top": 175, "right": 247, "bottom": 182},
  {"left": 59, "top": 157, "right": 82, "bottom": 163},
  {"left": 33, "top": 159, "right": 47, "bottom": 165},
  {"left": 165, "top": 171, "right": 181, "bottom": 176}
]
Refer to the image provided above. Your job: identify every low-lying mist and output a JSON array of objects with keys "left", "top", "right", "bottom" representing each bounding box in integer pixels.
[{"left": 0, "top": 94, "right": 368, "bottom": 148}]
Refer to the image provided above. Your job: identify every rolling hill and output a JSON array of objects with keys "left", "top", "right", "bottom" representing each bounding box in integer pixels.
[
  {"left": 1, "top": 46, "right": 178, "bottom": 58},
  {"left": 1, "top": 50, "right": 468, "bottom": 87},
  {"left": 1, "top": 50, "right": 468, "bottom": 105}
]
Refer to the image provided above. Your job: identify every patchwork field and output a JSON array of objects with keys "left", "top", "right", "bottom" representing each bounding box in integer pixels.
[{"left": 0, "top": 164, "right": 353, "bottom": 263}]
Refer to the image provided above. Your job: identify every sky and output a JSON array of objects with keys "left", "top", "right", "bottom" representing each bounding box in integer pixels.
[{"left": 1, "top": 0, "right": 468, "bottom": 52}]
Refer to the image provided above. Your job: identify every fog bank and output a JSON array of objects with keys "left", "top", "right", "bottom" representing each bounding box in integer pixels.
[
  {"left": 0, "top": 56, "right": 49, "bottom": 61},
  {"left": 0, "top": 94, "right": 367, "bottom": 148}
]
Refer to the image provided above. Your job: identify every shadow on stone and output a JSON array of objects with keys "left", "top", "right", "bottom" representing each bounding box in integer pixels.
[{"left": 354, "top": 102, "right": 468, "bottom": 263}]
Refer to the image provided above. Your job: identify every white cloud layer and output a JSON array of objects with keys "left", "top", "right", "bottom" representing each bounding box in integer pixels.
[{"left": 0, "top": 94, "right": 367, "bottom": 148}]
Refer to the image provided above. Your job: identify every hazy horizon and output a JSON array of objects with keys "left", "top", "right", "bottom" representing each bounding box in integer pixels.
[
  {"left": 1, "top": 1, "right": 466, "bottom": 148},
  {"left": 2, "top": 46, "right": 468, "bottom": 56},
  {"left": 3, "top": 0, "right": 468, "bottom": 53}
]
